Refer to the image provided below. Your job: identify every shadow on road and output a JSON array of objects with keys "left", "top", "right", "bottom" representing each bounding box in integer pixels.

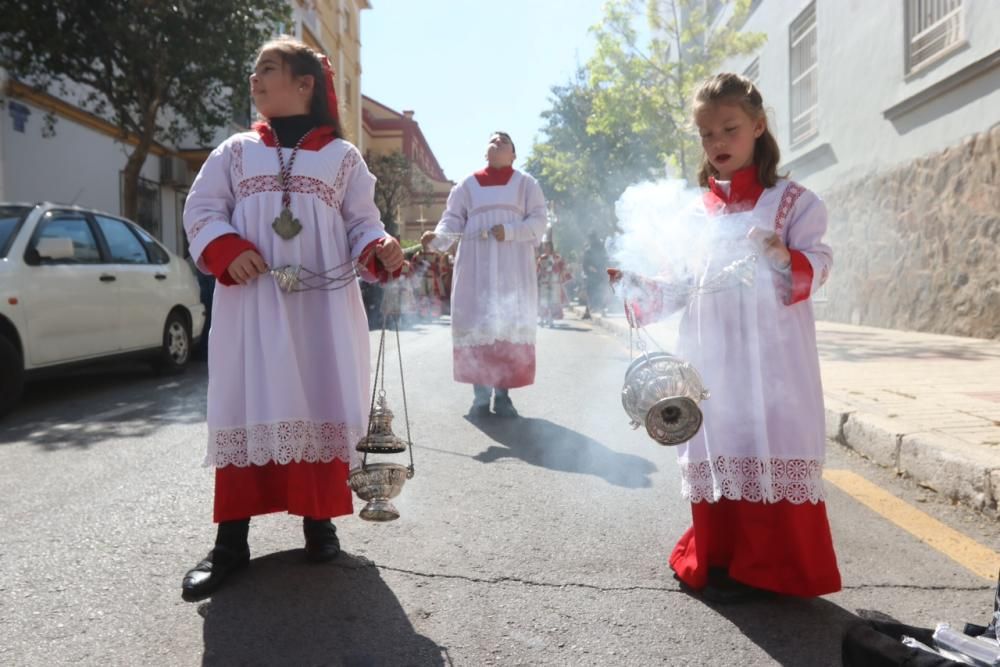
[
  {"left": 698, "top": 593, "right": 861, "bottom": 666},
  {"left": 467, "top": 416, "right": 657, "bottom": 488},
  {"left": 0, "top": 362, "right": 207, "bottom": 449},
  {"left": 199, "top": 551, "right": 448, "bottom": 666},
  {"left": 543, "top": 323, "right": 592, "bottom": 333}
]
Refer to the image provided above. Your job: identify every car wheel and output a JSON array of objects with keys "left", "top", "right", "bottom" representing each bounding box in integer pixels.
[
  {"left": 153, "top": 311, "right": 191, "bottom": 375},
  {"left": 0, "top": 336, "right": 25, "bottom": 417}
]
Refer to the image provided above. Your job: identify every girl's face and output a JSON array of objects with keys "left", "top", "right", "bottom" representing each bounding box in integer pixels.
[
  {"left": 485, "top": 133, "right": 515, "bottom": 168},
  {"left": 250, "top": 50, "right": 312, "bottom": 120},
  {"left": 694, "top": 101, "right": 765, "bottom": 180}
]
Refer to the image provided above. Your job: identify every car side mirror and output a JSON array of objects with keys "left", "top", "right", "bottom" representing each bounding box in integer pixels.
[{"left": 35, "top": 237, "right": 75, "bottom": 261}]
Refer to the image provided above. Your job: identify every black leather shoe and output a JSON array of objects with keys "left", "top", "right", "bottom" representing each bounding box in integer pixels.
[
  {"left": 700, "top": 578, "right": 774, "bottom": 605},
  {"left": 181, "top": 545, "right": 250, "bottom": 602},
  {"left": 468, "top": 403, "right": 491, "bottom": 419},
  {"left": 493, "top": 396, "right": 519, "bottom": 418},
  {"left": 303, "top": 518, "right": 341, "bottom": 563}
]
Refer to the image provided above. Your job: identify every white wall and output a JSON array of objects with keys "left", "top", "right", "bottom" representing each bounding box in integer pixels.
[
  {"left": 728, "top": 0, "right": 1000, "bottom": 192},
  {"left": 0, "top": 95, "right": 189, "bottom": 254}
]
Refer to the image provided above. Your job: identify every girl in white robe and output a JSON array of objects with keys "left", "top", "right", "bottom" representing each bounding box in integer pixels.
[
  {"left": 180, "top": 37, "right": 404, "bottom": 601},
  {"left": 613, "top": 73, "right": 840, "bottom": 600}
]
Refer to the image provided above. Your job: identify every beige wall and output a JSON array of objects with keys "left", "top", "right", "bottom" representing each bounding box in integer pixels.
[
  {"left": 294, "top": 0, "right": 369, "bottom": 148},
  {"left": 819, "top": 124, "right": 1000, "bottom": 339},
  {"left": 361, "top": 97, "right": 454, "bottom": 241}
]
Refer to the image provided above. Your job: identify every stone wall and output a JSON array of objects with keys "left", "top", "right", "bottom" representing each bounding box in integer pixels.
[{"left": 816, "top": 124, "right": 1000, "bottom": 339}]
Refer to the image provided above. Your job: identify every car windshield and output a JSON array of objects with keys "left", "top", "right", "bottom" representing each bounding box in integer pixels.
[{"left": 0, "top": 205, "right": 33, "bottom": 258}]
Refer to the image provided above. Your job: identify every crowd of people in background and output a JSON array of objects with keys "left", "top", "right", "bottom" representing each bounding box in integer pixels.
[{"left": 357, "top": 231, "right": 615, "bottom": 331}]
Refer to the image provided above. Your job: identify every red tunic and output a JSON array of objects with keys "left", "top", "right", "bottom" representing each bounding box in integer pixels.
[{"left": 669, "top": 165, "right": 842, "bottom": 597}]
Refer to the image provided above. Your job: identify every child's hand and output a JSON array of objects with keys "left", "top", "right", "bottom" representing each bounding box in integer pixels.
[
  {"left": 747, "top": 226, "right": 791, "bottom": 270},
  {"left": 490, "top": 225, "right": 506, "bottom": 241},
  {"left": 228, "top": 250, "right": 268, "bottom": 285},
  {"left": 420, "top": 231, "right": 436, "bottom": 247},
  {"left": 375, "top": 237, "right": 405, "bottom": 273}
]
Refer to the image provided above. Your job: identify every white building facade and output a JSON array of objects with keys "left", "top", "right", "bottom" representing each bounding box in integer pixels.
[
  {"left": 0, "top": 0, "right": 370, "bottom": 257},
  {"left": 724, "top": 0, "right": 1000, "bottom": 337}
]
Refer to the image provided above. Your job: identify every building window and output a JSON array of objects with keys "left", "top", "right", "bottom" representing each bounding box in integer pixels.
[
  {"left": 789, "top": 1, "right": 818, "bottom": 147},
  {"left": 345, "top": 77, "right": 352, "bottom": 107},
  {"left": 744, "top": 56, "right": 760, "bottom": 85},
  {"left": 905, "top": 0, "right": 963, "bottom": 73}
]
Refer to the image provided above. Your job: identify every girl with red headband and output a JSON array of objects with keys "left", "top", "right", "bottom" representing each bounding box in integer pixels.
[{"left": 180, "top": 36, "right": 404, "bottom": 601}]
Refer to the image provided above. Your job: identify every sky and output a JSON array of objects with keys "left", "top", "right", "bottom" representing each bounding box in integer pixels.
[{"left": 361, "top": 0, "right": 609, "bottom": 182}]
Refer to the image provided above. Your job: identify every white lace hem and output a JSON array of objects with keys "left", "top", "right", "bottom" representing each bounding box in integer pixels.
[
  {"left": 680, "top": 456, "right": 826, "bottom": 504},
  {"left": 206, "top": 420, "right": 366, "bottom": 468},
  {"left": 453, "top": 326, "right": 536, "bottom": 348}
]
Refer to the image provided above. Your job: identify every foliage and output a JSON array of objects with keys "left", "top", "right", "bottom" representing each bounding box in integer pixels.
[
  {"left": 366, "top": 150, "right": 435, "bottom": 238},
  {"left": 526, "top": 0, "right": 764, "bottom": 256},
  {"left": 0, "top": 1, "right": 291, "bottom": 219}
]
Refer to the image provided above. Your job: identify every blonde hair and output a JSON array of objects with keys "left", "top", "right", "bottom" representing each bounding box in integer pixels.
[{"left": 692, "top": 72, "right": 782, "bottom": 188}]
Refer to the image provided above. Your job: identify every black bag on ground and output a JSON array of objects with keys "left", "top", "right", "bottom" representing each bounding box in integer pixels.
[{"left": 841, "top": 620, "right": 966, "bottom": 667}]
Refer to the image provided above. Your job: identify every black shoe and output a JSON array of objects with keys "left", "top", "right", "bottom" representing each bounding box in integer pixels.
[
  {"left": 700, "top": 578, "right": 774, "bottom": 605},
  {"left": 181, "top": 545, "right": 250, "bottom": 602},
  {"left": 468, "top": 403, "right": 491, "bottom": 418},
  {"left": 493, "top": 395, "right": 519, "bottom": 418},
  {"left": 303, "top": 518, "right": 341, "bottom": 563}
]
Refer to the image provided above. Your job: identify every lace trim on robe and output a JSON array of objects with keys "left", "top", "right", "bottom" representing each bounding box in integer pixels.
[
  {"left": 207, "top": 419, "right": 367, "bottom": 468},
  {"left": 681, "top": 455, "right": 826, "bottom": 505}
]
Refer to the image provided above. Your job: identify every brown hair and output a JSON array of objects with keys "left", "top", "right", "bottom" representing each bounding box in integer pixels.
[
  {"left": 492, "top": 131, "right": 516, "bottom": 156},
  {"left": 692, "top": 72, "right": 782, "bottom": 188},
  {"left": 257, "top": 36, "right": 343, "bottom": 138}
]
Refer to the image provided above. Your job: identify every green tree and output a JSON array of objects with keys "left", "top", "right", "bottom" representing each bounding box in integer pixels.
[
  {"left": 588, "top": 0, "right": 765, "bottom": 179},
  {"left": 366, "top": 150, "right": 434, "bottom": 238},
  {"left": 524, "top": 68, "right": 662, "bottom": 253},
  {"left": 526, "top": 0, "right": 763, "bottom": 257},
  {"left": 0, "top": 1, "right": 290, "bottom": 220}
]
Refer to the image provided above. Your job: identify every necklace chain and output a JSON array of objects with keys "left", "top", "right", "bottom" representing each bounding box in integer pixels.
[{"left": 275, "top": 128, "right": 315, "bottom": 209}]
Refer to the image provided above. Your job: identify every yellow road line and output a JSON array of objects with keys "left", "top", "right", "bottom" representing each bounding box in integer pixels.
[{"left": 825, "top": 469, "right": 999, "bottom": 581}]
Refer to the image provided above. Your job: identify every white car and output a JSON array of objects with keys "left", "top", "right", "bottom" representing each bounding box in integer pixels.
[{"left": 0, "top": 202, "right": 206, "bottom": 416}]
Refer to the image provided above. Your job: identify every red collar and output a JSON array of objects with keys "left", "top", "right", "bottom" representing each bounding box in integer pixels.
[
  {"left": 703, "top": 165, "right": 764, "bottom": 215},
  {"left": 253, "top": 122, "right": 338, "bottom": 151},
  {"left": 474, "top": 165, "right": 514, "bottom": 186}
]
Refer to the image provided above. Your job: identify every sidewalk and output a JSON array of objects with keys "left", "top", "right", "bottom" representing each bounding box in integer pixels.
[{"left": 575, "top": 306, "right": 1000, "bottom": 517}]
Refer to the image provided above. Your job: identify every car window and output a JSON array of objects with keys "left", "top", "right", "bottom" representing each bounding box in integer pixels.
[
  {"left": 32, "top": 214, "right": 101, "bottom": 264},
  {"left": 0, "top": 205, "right": 32, "bottom": 258},
  {"left": 94, "top": 215, "right": 150, "bottom": 264},
  {"left": 129, "top": 223, "right": 170, "bottom": 264}
]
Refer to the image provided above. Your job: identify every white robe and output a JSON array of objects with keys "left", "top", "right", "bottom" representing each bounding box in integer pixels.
[
  {"left": 431, "top": 170, "right": 548, "bottom": 388},
  {"left": 184, "top": 132, "right": 387, "bottom": 468},
  {"left": 676, "top": 180, "right": 833, "bottom": 505},
  {"left": 623, "top": 179, "right": 832, "bottom": 505}
]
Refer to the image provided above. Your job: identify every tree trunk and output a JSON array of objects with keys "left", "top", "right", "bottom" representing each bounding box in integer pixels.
[
  {"left": 121, "top": 146, "right": 147, "bottom": 221},
  {"left": 121, "top": 102, "right": 160, "bottom": 221}
]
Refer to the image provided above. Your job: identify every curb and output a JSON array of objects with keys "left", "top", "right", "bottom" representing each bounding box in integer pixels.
[{"left": 577, "top": 307, "right": 1000, "bottom": 518}]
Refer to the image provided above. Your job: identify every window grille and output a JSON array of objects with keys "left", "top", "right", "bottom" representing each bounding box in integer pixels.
[
  {"left": 905, "top": 0, "right": 963, "bottom": 73},
  {"left": 789, "top": 2, "right": 818, "bottom": 146}
]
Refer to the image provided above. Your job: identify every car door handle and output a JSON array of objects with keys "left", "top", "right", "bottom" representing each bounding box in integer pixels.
[
  {"left": 99, "top": 274, "right": 117, "bottom": 282},
  {"left": 155, "top": 273, "right": 167, "bottom": 281}
]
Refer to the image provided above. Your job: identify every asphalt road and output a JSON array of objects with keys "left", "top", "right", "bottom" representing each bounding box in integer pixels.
[{"left": 1, "top": 315, "right": 997, "bottom": 666}]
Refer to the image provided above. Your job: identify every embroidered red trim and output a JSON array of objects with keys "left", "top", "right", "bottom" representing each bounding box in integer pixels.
[
  {"left": 774, "top": 182, "right": 805, "bottom": 234},
  {"left": 231, "top": 141, "right": 244, "bottom": 180},
  {"left": 236, "top": 174, "right": 337, "bottom": 208}
]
